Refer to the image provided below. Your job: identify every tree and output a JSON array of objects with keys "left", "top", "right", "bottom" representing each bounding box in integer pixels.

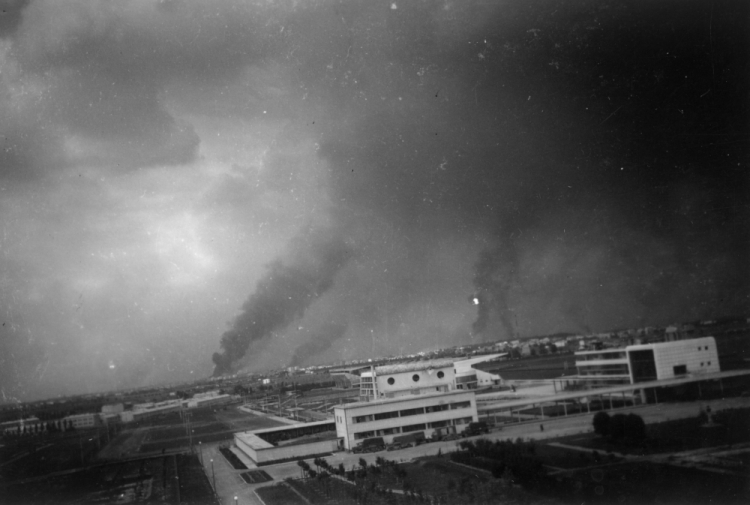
[
  {"left": 593, "top": 411, "right": 611, "bottom": 436},
  {"left": 233, "top": 384, "right": 248, "bottom": 396},
  {"left": 608, "top": 414, "right": 627, "bottom": 441},
  {"left": 624, "top": 413, "right": 646, "bottom": 441}
]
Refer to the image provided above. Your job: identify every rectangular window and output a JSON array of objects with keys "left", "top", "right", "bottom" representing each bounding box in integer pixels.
[
  {"left": 399, "top": 407, "right": 425, "bottom": 417},
  {"left": 429, "top": 420, "right": 450, "bottom": 429},
  {"left": 353, "top": 414, "right": 374, "bottom": 424},
  {"left": 353, "top": 431, "right": 375, "bottom": 440},
  {"left": 673, "top": 365, "right": 687, "bottom": 375},
  {"left": 629, "top": 349, "right": 657, "bottom": 383},
  {"left": 377, "top": 427, "right": 400, "bottom": 436},
  {"left": 450, "top": 401, "right": 471, "bottom": 410},
  {"left": 374, "top": 410, "right": 400, "bottom": 420},
  {"left": 401, "top": 423, "right": 426, "bottom": 433},
  {"left": 425, "top": 404, "right": 449, "bottom": 413}
]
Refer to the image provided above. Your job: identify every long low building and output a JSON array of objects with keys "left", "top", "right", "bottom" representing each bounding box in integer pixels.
[
  {"left": 234, "top": 420, "right": 339, "bottom": 465},
  {"left": 334, "top": 390, "right": 478, "bottom": 450}
]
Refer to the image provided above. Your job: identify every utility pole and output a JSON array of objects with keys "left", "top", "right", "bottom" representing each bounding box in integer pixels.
[{"left": 174, "top": 454, "right": 180, "bottom": 505}]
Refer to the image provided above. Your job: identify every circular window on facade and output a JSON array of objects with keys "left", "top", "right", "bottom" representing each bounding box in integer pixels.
[
  {"left": 412, "top": 374, "right": 420, "bottom": 382},
  {"left": 437, "top": 371, "right": 444, "bottom": 379},
  {"left": 387, "top": 377, "right": 395, "bottom": 385}
]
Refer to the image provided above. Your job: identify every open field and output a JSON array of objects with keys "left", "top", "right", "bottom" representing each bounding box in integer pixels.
[
  {"left": 560, "top": 461, "right": 748, "bottom": 504},
  {"left": 0, "top": 453, "right": 217, "bottom": 505},
  {"left": 0, "top": 431, "right": 106, "bottom": 481},
  {"left": 99, "top": 406, "right": 286, "bottom": 456}
]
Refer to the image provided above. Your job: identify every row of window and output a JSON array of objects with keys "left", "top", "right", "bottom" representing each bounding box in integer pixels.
[
  {"left": 579, "top": 353, "right": 627, "bottom": 361},
  {"left": 673, "top": 360, "right": 713, "bottom": 376},
  {"left": 384, "top": 371, "right": 446, "bottom": 385},
  {"left": 351, "top": 401, "right": 472, "bottom": 424},
  {"left": 353, "top": 416, "right": 474, "bottom": 439}
]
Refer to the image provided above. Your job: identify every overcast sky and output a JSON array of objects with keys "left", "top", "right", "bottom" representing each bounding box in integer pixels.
[{"left": 0, "top": 0, "right": 747, "bottom": 401}]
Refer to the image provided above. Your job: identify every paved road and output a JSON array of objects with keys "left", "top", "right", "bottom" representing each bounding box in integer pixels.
[{"left": 204, "top": 396, "right": 750, "bottom": 505}]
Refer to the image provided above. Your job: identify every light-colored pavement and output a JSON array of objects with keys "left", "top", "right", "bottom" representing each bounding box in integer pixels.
[{"left": 200, "top": 442, "right": 265, "bottom": 505}]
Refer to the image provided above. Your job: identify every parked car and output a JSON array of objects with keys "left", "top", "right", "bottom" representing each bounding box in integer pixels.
[
  {"left": 461, "top": 421, "right": 490, "bottom": 437},
  {"left": 353, "top": 436, "right": 386, "bottom": 453}
]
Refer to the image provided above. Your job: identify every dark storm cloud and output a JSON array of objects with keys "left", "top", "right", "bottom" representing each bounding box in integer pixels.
[
  {"left": 1, "top": 0, "right": 747, "bottom": 399},
  {"left": 310, "top": 0, "right": 748, "bottom": 339},
  {"left": 1, "top": 0, "right": 302, "bottom": 177}
]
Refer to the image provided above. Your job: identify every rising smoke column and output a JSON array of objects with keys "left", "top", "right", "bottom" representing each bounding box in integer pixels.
[
  {"left": 472, "top": 240, "right": 519, "bottom": 340},
  {"left": 212, "top": 230, "right": 352, "bottom": 376},
  {"left": 288, "top": 322, "right": 348, "bottom": 368}
]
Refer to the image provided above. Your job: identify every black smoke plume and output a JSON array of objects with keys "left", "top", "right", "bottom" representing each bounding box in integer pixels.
[
  {"left": 288, "top": 322, "right": 348, "bottom": 368},
  {"left": 212, "top": 230, "right": 352, "bottom": 376},
  {"left": 472, "top": 241, "right": 519, "bottom": 340}
]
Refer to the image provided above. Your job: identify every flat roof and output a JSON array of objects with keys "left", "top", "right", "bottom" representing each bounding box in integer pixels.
[
  {"left": 235, "top": 432, "right": 274, "bottom": 450},
  {"left": 234, "top": 419, "right": 336, "bottom": 450},
  {"left": 334, "top": 390, "right": 474, "bottom": 411},
  {"left": 575, "top": 348, "right": 627, "bottom": 356},
  {"left": 240, "top": 419, "right": 334, "bottom": 436},
  {"left": 454, "top": 354, "right": 507, "bottom": 367},
  {"left": 627, "top": 336, "right": 715, "bottom": 351},
  {"left": 478, "top": 369, "right": 750, "bottom": 412},
  {"left": 373, "top": 359, "right": 455, "bottom": 375}
]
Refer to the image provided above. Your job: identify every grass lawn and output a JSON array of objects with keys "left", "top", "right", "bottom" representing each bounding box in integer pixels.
[
  {"left": 145, "top": 421, "right": 230, "bottom": 442},
  {"left": 240, "top": 469, "right": 273, "bottom": 484},
  {"left": 398, "top": 458, "right": 488, "bottom": 494},
  {"left": 561, "top": 461, "right": 748, "bottom": 504},
  {"left": 534, "top": 444, "right": 621, "bottom": 469},
  {"left": 256, "top": 483, "right": 308, "bottom": 505}
]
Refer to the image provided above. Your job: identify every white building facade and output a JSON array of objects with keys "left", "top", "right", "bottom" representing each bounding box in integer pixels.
[
  {"left": 628, "top": 337, "right": 719, "bottom": 383},
  {"left": 573, "top": 336, "right": 720, "bottom": 389},
  {"left": 334, "top": 390, "right": 478, "bottom": 450},
  {"left": 360, "top": 359, "right": 455, "bottom": 400}
]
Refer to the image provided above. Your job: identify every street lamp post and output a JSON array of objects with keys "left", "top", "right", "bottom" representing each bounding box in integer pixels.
[
  {"left": 198, "top": 441, "right": 203, "bottom": 465},
  {"left": 210, "top": 458, "right": 216, "bottom": 490},
  {"left": 234, "top": 495, "right": 238, "bottom": 505}
]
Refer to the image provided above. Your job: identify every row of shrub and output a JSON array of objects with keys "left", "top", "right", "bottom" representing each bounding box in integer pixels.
[{"left": 449, "top": 438, "right": 545, "bottom": 489}]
